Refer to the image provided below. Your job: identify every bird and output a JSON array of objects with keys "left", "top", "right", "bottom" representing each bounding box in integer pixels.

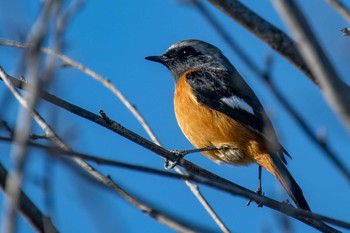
[{"left": 145, "top": 39, "right": 310, "bottom": 210}]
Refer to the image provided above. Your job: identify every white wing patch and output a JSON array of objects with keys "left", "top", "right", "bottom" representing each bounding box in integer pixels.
[{"left": 220, "top": 95, "right": 255, "bottom": 115}]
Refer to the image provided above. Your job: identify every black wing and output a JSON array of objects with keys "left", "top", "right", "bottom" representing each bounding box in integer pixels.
[{"left": 186, "top": 69, "right": 289, "bottom": 161}]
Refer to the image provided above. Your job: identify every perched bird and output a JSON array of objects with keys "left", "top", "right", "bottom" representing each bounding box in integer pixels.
[{"left": 146, "top": 39, "right": 310, "bottom": 210}]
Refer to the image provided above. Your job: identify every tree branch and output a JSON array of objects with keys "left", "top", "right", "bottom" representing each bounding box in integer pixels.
[
  {"left": 0, "top": 162, "right": 58, "bottom": 233},
  {"left": 272, "top": 0, "right": 350, "bottom": 131},
  {"left": 207, "top": 0, "right": 315, "bottom": 84},
  {"left": 326, "top": 0, "right": 350, "bottom": 23}
]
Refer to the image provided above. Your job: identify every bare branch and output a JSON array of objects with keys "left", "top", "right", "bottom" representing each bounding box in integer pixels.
[
  {"left": 326, "top": 0, "right": 350, "bottom": 23},
  {"left": 0, "top": 162, "right": 59, "bottom": 233},
  {"left": 272, "top": 0, "right": 350, "bottom": 131},
  {"left": 207, "top": 0, "right": 315, "bottom": 84},
  {"left": 0, "top": 120, "right": 14, "bottom": 138},
  {"left": 174, "top": 168, "right": 231, "bottom": 233},
  {"left": 190, "top": 0, "right": 262, "bottom": 77}
]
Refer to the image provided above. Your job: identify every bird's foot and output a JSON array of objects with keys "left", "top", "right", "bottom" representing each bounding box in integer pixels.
[
  {"left": 247, "top": 187, "right": 264, "bottom": 208},
  {"left": 164, "top": 150, "right": 186, "bottom": 169},
  {"left": 164, "top": 146, "right": 218, "bottom": 169}
]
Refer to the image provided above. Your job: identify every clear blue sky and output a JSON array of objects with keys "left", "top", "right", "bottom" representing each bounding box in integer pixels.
[{"left": 1, "top": 1, "right": 350, "bottom": 232}]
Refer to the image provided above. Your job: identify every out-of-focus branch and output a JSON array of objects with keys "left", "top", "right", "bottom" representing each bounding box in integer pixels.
[
  {"left": 326, "top": 0, "right": 350, "bottom": 23},
  {"left": 1, "top": 1, "right": 58, "bottom": 233},
  {"left": 191, "top": 0, "right": 350, "bottom": 183},
  {"left": 0, "top": 67, "right": 198, "bottom": 233},
  {"left": 206, "top": 0, "right": 316, "bottom": 84},
  {"left": 189, "top": 0, "right": 262, "bottom": 76},
  {"left": 0, "top": 68, "right": 343, "bottom": 233},
  {"left": 272, "top": 0, "right": 350, "bottom": 131},
  {"left": 0, "top": 39, "right": 230, "bottom": 233},
  {"left": 0, "top": 162, "right": 59, "bottom": 233}
]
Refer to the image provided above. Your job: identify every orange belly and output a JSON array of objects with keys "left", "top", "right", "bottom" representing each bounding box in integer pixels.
[{"left": 174, "top": 74, "right": 268, "bottom": 166}]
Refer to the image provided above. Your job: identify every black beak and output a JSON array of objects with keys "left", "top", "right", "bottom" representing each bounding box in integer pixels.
[{"left": 145, "top": 55, "right": 166, "bottom": 65}]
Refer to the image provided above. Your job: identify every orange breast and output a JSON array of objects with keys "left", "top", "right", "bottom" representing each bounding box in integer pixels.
[{"left": 174, "top": 72, "right": 268, "bottom": 166}]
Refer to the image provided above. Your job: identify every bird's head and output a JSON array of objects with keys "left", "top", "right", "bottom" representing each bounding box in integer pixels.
[{"left": 146, "top": 39, "right": 233, "bottom": 82}]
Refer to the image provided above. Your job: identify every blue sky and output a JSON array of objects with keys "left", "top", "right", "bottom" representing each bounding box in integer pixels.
[{"left": 1, "top": 1, "right": 350, "bottom": 232}]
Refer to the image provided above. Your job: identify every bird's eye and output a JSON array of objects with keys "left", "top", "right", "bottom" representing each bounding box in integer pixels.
[{"left": 178, "top": 47, "right": 196, "bottom": 59}]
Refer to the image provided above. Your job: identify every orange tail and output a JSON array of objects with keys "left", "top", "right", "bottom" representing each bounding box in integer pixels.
[{"left": 259, "top": 154, "right": 310, "bottom": 210}]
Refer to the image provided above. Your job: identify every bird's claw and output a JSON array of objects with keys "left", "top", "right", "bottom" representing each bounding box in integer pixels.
[
  {"left": 164, "top": 150, "right": 185, "bottom": 170},
  {"left": 247, "top": 188, "right": 264, "bottom": 207}
]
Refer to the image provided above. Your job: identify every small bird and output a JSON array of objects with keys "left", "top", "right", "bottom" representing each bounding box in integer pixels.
[{"left": 146, "top": 39, "right": 310, "bottom": 210}]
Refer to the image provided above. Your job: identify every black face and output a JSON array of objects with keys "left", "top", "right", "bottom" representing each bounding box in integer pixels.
[
  {"left": 164, "top": 46, "right": 199, "bottom": 62},
  {"left": 146, "top": 45, "right": 203, "bottom": 82}
]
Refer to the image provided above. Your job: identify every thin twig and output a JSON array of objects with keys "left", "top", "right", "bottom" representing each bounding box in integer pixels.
[
  {"left": 272, "top": 0, "right": 350, "bottom": 131},
  {"left": 173, "top": 167, "right": 231, "bottom": 233},
  {"left": 0, "top": 67, "right": 198, "bottom": 233},
  {"left": 0, "top": 120, "right": 14, "bottom": 138},
  {"left": 326, "top": 0, "right": 350, "bottom": 23},
  {"left": 0, "top": 39, "right": 230, "bottom": 233},
  {"left": 0, "top": 68, "right": 343, "bottom": 233}
]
